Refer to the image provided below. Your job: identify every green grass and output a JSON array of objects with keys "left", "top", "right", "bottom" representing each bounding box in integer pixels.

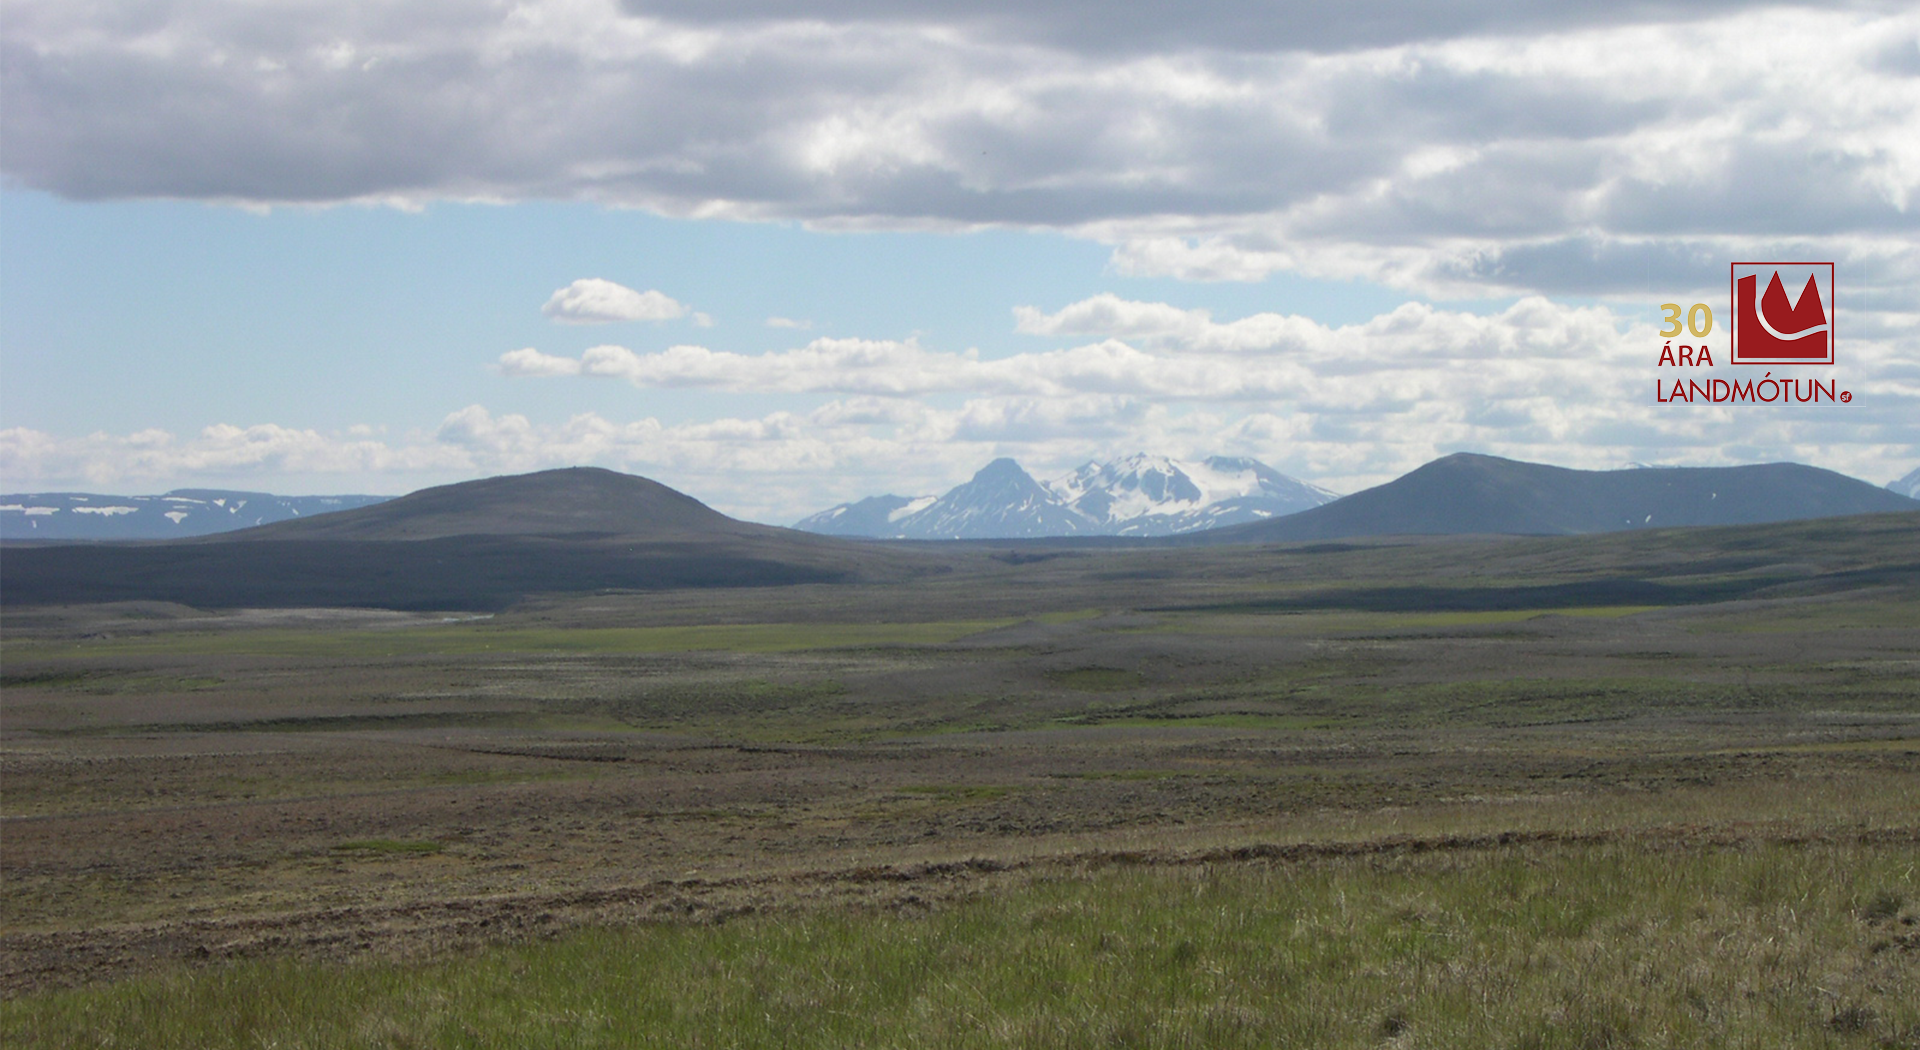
[
  {"left": 1050, "top": 673, "right": 1920, "bottom": 734},
  {"left": 1030, "top": 609, "right": 1107, "bottom": 626},
  {"left": 0, "top": 669, "right": 93, "bottom": 687},
  {"left": 7, "top": 840, "right": 1915, "bottom": 1048},
  {"left": 1043, "top": 667, "right": 1146, "bottom": 691},
  {"left": 1144, "top": 605, "right": 1661, "bottom": 638},
  {"left": 1688, "top": 596, "right": 1920, "bottom": 634},
  {"left": 1380, "top": 605, "right": 1662, "bottom": 627},
  {"left": 0, "top": 619, "right": 1029, "bottom": 659},
  {"left": 37, "top": 710, "right": 601, "bottom": 738}
]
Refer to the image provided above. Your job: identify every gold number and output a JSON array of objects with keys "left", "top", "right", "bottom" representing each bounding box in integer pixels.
[
  {"left": 1660, "top": 303, "right": 1683, "bottom": 337},
  {"left": 1687, "top": 303, "right": 1713, "bottom": 337}
]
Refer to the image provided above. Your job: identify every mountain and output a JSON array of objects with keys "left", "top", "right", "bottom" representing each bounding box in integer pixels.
[
  {"left": 1051, "top": 454, "right": 1338, "bottom": 536},
  {"left": 891, "top": 458, "right": 1094, "bottom": 539},
  {"left": 1189, "top": 453, "right": 1920, "bottom": 543},
  {"left": 216, "top": 467, "right": 772, "bottom": 542},
  {"left": 1, "top": 468, "right": 891, "bottom": 610},
  {"left": 0, "top": 490, "right": 390, "bottom": 541},
  {"left": 793, "top": 454, "right": 1337, "bottom": 539},
  {"left": 1891, "top": 467, "right": 1920, "bottom": 500},
  {"left": 793, "top": 494, "right": 936, "bottom": 537}
]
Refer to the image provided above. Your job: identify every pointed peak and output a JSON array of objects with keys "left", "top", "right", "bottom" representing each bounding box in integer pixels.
[{"left": 972, "top": 457, "right": 1035, "bottom": 481}]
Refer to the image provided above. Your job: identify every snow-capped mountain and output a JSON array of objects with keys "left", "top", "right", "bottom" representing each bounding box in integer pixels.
[
  {"left": 1890, "top": 467, "right": 1920, "bottom": 500},
  {"left": 793, "top": 454, "right": 1337, "bottom": 539},
  {"left": 798, "top": 460, "right": 1086, "bottom": 539},
  {"left": 0, "top": 489, "right": 390, "bottom": 540},
  {"left": 792, "top": 494, "right": 937, "bottom": 537},
  {"left": 893, "top": 458, "right": 1094, "bottom": 539},
  {"left": 1050, "top": 454, "right": 1339, "bottom": 536}
]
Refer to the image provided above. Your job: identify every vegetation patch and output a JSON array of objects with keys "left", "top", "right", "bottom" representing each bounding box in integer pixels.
[
  {"left": 1689, "top": 596, "right": 1920, "bottom": 634},
  {"left": 1043, "top": 667, "right": 1145, "bottom": 692},
  {"left": 1087, "top": 713, "right": 1348, "bottom": 730},
  {"left": 1054, "top": 769, "right": 1201, "bottom": 781},
  {"left": 329, "top": 840, "right": 445, "bottom": 855},
  {"left": 2, "top": 620, "right": 1028, "bottom": 659},
  {"left": 5, "top": 519, "right": 1916, "bottom": 1024},
  {"left": 7, "top": 840, "right": 1915, "bottom": 1049},
  {"left": 39, "top": 711, "right": 561, "bottom": 738},
  {"left": 1166, "top": 577, "right": 1789, "bottom": 614},
  {"left": 0, "top": 670, "right": 92, "bottom": 688},
  {"left": 1146, "top": 606, "right": 1659, "bottom": 638},
  {"left": 898, "top": 785, "right": 1013, "bottom": 801}
]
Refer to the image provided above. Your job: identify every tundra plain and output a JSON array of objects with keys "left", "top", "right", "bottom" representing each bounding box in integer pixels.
[{"left": 3, "top": 515, "right": 1918, "bottom": 1047}]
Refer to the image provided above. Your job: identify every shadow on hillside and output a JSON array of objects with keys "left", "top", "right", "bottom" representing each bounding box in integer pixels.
[{"left": 0, "top": 538, "right": 850, "bottom": 612}]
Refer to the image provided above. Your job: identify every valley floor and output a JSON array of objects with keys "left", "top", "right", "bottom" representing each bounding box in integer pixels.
[{"left": 3, "top": 521, "right": 1917, "bottom": 1045}]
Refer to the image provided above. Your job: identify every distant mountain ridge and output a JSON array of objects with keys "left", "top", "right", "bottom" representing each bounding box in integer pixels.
[
  {"left": 1188, "top": 453, "right": 1920, "bottom": 543},
  {"left": 795, "top": 454, "right": 1338, "bottom": 539},
  {"left": 1, "top": 468, "right": 874, "bottom": 610},
  {"left": 7, "top": 460, "right": 1916, "bottom": 611},
  {"left": 1, "top": 489, "right": 390, "bottom": 541}
]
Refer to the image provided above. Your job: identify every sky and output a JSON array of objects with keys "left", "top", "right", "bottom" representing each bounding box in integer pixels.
[{"left": 2, "top": 0, "right": 1916, "bottom": 523}]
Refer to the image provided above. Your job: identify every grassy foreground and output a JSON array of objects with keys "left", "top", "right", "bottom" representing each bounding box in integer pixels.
[{"left": 8, "top": 839, "right": 1916, "bottom": 1049}]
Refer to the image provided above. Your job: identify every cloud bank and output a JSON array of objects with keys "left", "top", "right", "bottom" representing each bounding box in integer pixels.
[
  {"left": 12, "top": 295, "right": 1912, "bottom": 521},
  {"left": 5, "top": 0, "right": 1915, "bottom": 301},
  {"left": 6, "top": 2, "right": 1910, "bottom": 516},
  {"left": 500, "top": 297, "right": 1654, "bottom": 403}
]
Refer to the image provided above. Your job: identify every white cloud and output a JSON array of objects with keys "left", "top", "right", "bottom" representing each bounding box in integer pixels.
[
  {"left": 542, "top": 278, "right": 689, "bottom": 324},
  {"left": 502, "top": 297, "right": 1644, "bottom": 400},
  {"left": 765, "top": 316, "right": 812, "bottom": 329},
  {"left": 497, "top": 347, "right": 584, "bottom": 376},
  {"left": 7, "top": 371, "right": 1915, "bottom": 524},
  {"left": 500, "top": 334, "right": 1268, "bottom": 398},
  {"left": 4, "top": 2, "right": 1914, "bottom": 305},
  {"left": 0, "top": 423, "right": 467, "bottom": 490},
  {"left": 477, "top": 293, "right": 1920, "bottom": 507},
  {"left": 4, "top": 3, "right": 1914, "bottom": 514},
  {"left": 10, "top": 290, "right": 1909, "bottom": 518},
  {"left": 1014, "top": 293, "right": 1321, "bottom": 353}
]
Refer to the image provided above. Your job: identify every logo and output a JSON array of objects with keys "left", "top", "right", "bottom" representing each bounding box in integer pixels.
[{"left": 1730, "top": 262, "right": 1833, "bottom": 365}]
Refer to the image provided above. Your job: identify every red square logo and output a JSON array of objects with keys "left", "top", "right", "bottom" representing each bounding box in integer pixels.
[{"left": 1730, "top": 262, "right": 1834, "bottom": 365}]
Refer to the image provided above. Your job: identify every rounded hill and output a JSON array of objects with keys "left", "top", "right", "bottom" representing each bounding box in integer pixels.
[
  {"left": 1197, "top": 453, "right": 1920, "bottom": 542},
  {"left": 213, "top": 467, "right": 776, "bottom": 542}
]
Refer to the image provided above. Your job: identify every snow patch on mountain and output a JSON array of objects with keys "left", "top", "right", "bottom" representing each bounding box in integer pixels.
[
  {"left": 794, "top": 454, "right": 1338, "bottom": 539},
  {"left": 1049, "top": 454, "right": 1338, "bottom": 536},
  {"left": 890, "top": 496, "right": 937, "bottom": 522},
  {"left": 1890, "top": 467, "right": 1920, "bottom": 500},
  {"left": 0, "top": 489, "right": 390, "bottom": 540}
]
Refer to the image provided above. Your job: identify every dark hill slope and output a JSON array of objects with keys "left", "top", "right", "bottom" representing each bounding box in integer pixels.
[
  {"left": 1193, "top": 454, "right": 1919, "bottom": 543},
  {"left": 214, "top": 467, "right": 769, "bottom": 542},
  {"left": 2, "top": 469, "right": 903, "bottom": 610},
  {"left": 0, "top": 536, "right": 853, "bottom": 611}
]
